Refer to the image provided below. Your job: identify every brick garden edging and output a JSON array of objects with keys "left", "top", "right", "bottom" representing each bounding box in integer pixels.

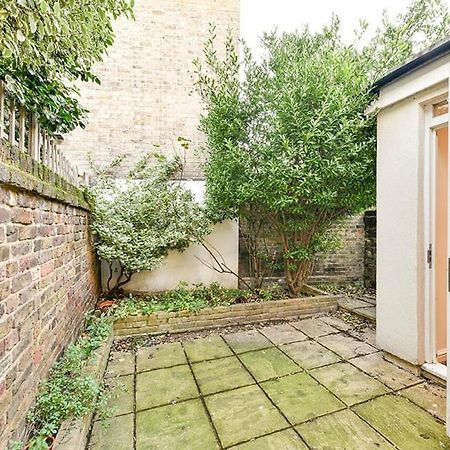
[{"left": 114, "top": 293, "right": 339, "bottom": 337}]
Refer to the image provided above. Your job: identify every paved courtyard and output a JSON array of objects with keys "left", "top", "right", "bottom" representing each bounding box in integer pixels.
[{"left": 89, "top": 315, "right": 450, "bottom": 449}]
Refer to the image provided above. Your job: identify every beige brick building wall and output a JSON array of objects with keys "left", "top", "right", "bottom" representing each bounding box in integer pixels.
[{"left": 61, "top": 0, "right": 240, "bottom": 179}]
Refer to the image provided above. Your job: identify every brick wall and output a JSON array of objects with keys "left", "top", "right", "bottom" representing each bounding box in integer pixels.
[
  {"left": 60, "top": 0, "right": 240, "bottom": 179},
  {"left": 239, "top": 214, "right": 366, "bottom": 285},
  {"left": 364, "top": 210, "right": 376, "bottom": 288},
  {"left": 0, "top": 165, "right": 99, "bottom": 446},
  {"left": 310, "top": 214, "right": 365, "bottom": 284}
]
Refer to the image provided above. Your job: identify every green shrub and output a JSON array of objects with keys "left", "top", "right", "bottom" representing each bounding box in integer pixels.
[
  {"left": 108, "top": 282, "right": 287, "bottom": 319},
  {"left": 86, "top": 152, "right": 211, "bottom": 293}
]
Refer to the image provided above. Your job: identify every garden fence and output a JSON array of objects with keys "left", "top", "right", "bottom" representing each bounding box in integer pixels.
[{"left": 0, "top": 80, "right": 82, "bottom": 186}]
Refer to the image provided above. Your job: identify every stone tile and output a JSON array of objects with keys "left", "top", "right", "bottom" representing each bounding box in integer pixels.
[
  {"left": 281, "top": 340, "right": 341, "bottom": 370},
  {"left": 184, "top": 335, "right": 233, "bottom": 362},
  {"left": 136, "top": 364, "right": 198, "bottom": 410},
  {"left": 320, "top": 316, "right": 352, "bottom": 332},
  {"left": 192, "top": 356, "right": 254, "bottom": 395},
  {"left": 359, "top": 295, "right": 376, "bottom": 306},
  {"left": 89, "top": 414, "right": 134, "bottom": 450},
  {"left": 105, "top": 351, "right": 134, "bottom": 377},
  {"left": 311, "top": 362, "right": 389, "bottom": 406},
  {"left": 400, "top": 382, "right": 446, "bottom": 421},
  {"left": 261, "top": 373, "right": 344, "bottom": 425},
  {"left": 317, "top": 333, "right": 377, "bottom": 360},
  {"left": 355, "top": 306, "right": 376, "bottom": 321},
  {"left": 348, "top": 326, "right": 376, "bottom": 346},
  {"left": 136, "top": 398, "right": 218, "bottom": 450},
  {"left": 297, "top": 409, "right": 394, "bottom": 450},
  {"left": 234, "top": 429, "right": 308, "bottom": 449},
  {"left": 223, "top": 330, "right": 272, "bottom": 354},
  {"left": 107, "top": 374, "right": 134, "bottom": 416},
  {"left": 353, "top": 394, "right": 450, "bottom": 450},
  {"left": 239, "top": 347, "right": 300, "bottom": 381},
  {"left": 137, "top": 342, "right": 186, "bottom": 372},
  {"left": 338, "top": 297, "right": 372, "bottom": 310},
  {"left": 259, "top": 324, "right": 307, "bottom": 345},
  {"left": 205, "top": 385, "right": 288, "bottom": 448},
  {"left": 350, "top": 352, "right": 421, "bottom": 390},
  {"left": 291, "top": 318, "right": 337, "bottom": 338}
]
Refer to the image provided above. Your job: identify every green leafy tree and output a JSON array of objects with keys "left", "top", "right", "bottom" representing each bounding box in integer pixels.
[
  {"left": 194, "top": 0, "right": 450, "bottom": 296},
  {"left": 0, "top": 0, "right": 134, "bottom": 132},
  {"left": 86, "top": 153, "right": 210, "bottom": 293}
]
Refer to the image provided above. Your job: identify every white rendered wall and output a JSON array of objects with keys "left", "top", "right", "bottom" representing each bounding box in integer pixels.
[
  {"left": 101, "top": 181, "right": 239, "bottom": 292},
  {"left": 375, "top": 55, "right": 450, "bottom": 364},
  {"left": 376, "top": 98, "right": 424, "bottom": 364}
]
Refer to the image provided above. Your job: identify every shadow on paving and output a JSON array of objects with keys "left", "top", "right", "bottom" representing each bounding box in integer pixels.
[{"left": 88, "top": 314, "right": 449, "bottom": 450}]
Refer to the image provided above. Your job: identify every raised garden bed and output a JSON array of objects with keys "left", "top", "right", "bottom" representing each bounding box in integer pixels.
[{"left": 114, "top": 285, "right": 339, "bottom": 337}]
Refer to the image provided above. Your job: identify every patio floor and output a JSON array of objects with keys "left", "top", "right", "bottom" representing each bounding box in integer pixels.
[{"left": 88, "top": 315, "right": 450, "bottom": 449}]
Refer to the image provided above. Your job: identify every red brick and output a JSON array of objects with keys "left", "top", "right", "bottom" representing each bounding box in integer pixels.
[{"left": 11, "top": 209, "right": 33, "bottom": 225}]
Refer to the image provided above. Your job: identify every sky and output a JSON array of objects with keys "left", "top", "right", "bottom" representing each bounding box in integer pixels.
[{"left": 241, "top": 0, "right": 413, "bottom": 54}]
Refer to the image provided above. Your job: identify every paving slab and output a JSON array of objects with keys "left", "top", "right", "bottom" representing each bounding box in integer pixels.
[
  {"left": 105, "top": 351, "right": 134, "bottom": 377},
  {"left": 136, "top": 398, "right": 218, "bottom": 450},
  {"left": 136, "top": 364, "right": 198, "bottom": 410},
  {"left": 261, "top": 373, "right": 345, "bottom": 425},
  {"left": 191, "top": 356, "right": 254, "bottom": 395},
  {"left": 319, "top": 316, "right": 352, "bottom": 332},
  {"left": 281, "top": 340, "right": 341, "bottom": 369},
  {"left": 338, "top": 297, "right": 372, "bottom": 310},
  {"left": 239, "top": 347, "right": 301, "bottom": 381},
  {"left": 350, "top": 352, "right": 421, "bottom": 390},
  {"left": 137, "top": 342, "right": 186, "bottom": 372},
  {"left": 318, "top": 333, "right": 377, "bottom": 359},
  {"left": 353, "top": 394, "right": 450, "bottom": 450},
  {"left": 291, "top": 318, "right": 337, "bottom": 338},
  {"left": 89, "top": 414, "right": 134, "bottom": 450},
  {"left": 184, "top": 335, "right": 233, "bottom": 362},
  {"left": 205, "top": 384, "right": 288, "bottom": 447},
  {"left": 311, "top": 362, "right": 389, "bottom": 406},
  {"left": 223, "top": 330, "right": 272, "bottom": 354},
  {"left": 107, "top": 374, "right": 134, "bottom": 416},
  {"left": 259, "top": 324, "right": 308, "bottom": 345},
  {"left": 355, "top": 306, "right": 376, "bottom": 321},
  {"left": 297, "top": 409, "right": 394, "bottom": 450},
  {"left": 400, "top": 382, "right": 446, "bottom": 421},
  {"left": 233, "top": 429, "right": 308, "bottom": 449}
]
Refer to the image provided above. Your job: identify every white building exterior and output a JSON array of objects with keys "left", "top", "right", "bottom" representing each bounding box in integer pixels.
[{"left": 373, "top": 37, "right": 450, "bottom": 432}]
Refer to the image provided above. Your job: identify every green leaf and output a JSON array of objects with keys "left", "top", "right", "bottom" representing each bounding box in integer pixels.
[
  {"left": 29, "top": 15, "right": 37, "bottom": 33},
  {"left": 39, "top": 0, "right": 49, "bottom": 13},
  {"left": 16, "top": 29, "right": 26, "bottom": 42},
  {"left": 53, "top": 1, "right": 61, "bottom": 16}
]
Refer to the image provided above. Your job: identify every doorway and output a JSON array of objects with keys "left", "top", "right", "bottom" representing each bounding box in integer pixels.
[{"left": 425, "top": 98, "right": 449, "bottom": 371}]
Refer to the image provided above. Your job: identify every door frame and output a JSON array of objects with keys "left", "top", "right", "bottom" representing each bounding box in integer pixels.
[{"left": 423, "top": 94, "right": 449, "bottom": 367}]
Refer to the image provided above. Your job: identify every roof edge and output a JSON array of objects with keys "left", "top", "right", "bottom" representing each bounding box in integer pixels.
[{"left": 372, "top": 36, "right": 450, "bottom": 93}]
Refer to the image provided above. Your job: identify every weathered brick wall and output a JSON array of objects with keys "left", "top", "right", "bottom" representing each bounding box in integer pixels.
[
  {"left": 311, "top": 214, "right": 365, "bottom": 284},
  {"left": 239, "top": 214, "right": 366, "bottom": 285},
  {"left": 364, "top": 210, "right": 376, "bottom": 288},
  {"left": 60, "top": 0, "right": 240, "bottom": 179},
  {"left": 0, "top": 166, "right": 99, "bottom": 446}
]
